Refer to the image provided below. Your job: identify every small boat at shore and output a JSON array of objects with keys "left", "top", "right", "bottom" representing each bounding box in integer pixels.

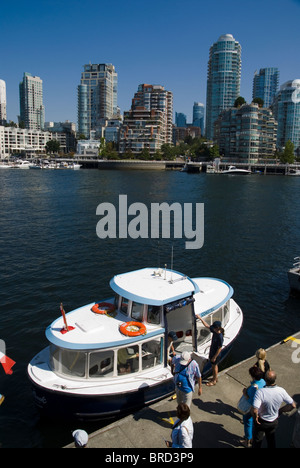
[
  {"left": 28, "top": 267, "right": 243, "bottom": 421},
  {"left": 287, "top": 169, "right": 300, "bottom": 176},
  {"left": 221, "top": 165, "right": 251, "bottom": 175},
  {"left": 288, "top": 257, "right": 300, "bottom": 293}
]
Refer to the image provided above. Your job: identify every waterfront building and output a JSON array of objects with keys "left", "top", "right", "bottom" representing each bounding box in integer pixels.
[
  {"left": 119, "top": 84, "right": 173, "bottom": 156},
  {"left": 272, "top": 80, "right": 300, "bottom": 155},
  {"left": 214, "top": 102, "right": 277, "bottom": 162},
  {"left": 205, "top": 34, "right": 242, "bottom": 140},
  {"left": 44, "top": 121, "right": 77, "bottom": 153},
  {"left": 19, "top": 72, "right": 45, "bottom": 130},
  {"left": 0, "top": 79, "right": 7, "bottom": 124},
  {"left": 77, "top": 63, "right": 118, "bottom": 138},
  {"left": 192, "top": 102, "right": 205, "bottom": 135},
  {"left": 253, "top": 68, "right": 279, "bottom": 108},
  {"left": 0, "top": 125, "right": 55, "bottom": 158}
]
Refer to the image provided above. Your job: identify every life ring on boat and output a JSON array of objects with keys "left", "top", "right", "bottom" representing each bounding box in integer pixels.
[
  {"left": 119, "top": 321, "right": 147, "bottom": 337},
  {"left": 91, "top": 302, "right": 115, "bottom": 315}
]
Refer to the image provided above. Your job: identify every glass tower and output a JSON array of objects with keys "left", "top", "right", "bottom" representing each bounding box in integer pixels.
[
  {"left": 192, "top": 102, "right": 205, "bottom": 135},
  {"left": 77, "top": 63, "right": 118, "bottom": 138},
  {"left": 205, "top": 34, "right": 241, "bottom": 140},
  {"left": 0, "top": 79, "right": 7, "bottom": 123},
  {"left": 272, "top": 80, "right": 300, "bottom": 154},
  {"left": 253, "top": 68, "right": 279, "bottom": 108},
  {"left": 19, "top": 72, "right": 45, "bottom": 130}
]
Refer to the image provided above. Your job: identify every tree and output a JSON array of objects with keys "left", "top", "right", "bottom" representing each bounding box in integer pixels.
[
  {"left": 252, "top": 97, "right": 264, "bottom": 107},
  {"left": 46, "top": 140, "right": 60, "bottom": 154},
  {"left": 234, "top": 96, "right": 246, "bottom": 107},
  {"left": 280, "top": 140, "right": 295, "bottom": 164}
]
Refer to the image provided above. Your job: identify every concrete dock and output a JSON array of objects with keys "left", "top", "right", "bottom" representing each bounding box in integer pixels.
[{"left": 66, "top": 332, "right": 300, "bottom": 449}]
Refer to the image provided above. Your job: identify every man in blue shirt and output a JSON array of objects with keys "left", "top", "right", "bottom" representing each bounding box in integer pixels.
[{"left": 172, "top": 351, "right": 202, "bottom": 407}]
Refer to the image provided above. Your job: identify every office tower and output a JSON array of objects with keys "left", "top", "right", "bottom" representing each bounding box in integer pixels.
[
  {"left": 215, "top": 102, "right": 277, "bottom": 161},
  {"left": 175, "top": 112, "right": 187, "bottom": 127},
  {"left": 192, "top": 102, "right": 205, "bottom": 135},
  {"left": 272, "top": 80, "right": 300, "bottom": 154},
  {"left": 253, "top": 68, "right": 279, "bottom": 108},
  {"left": 77, "top": 63, "right": 118, "bottom": 138},
  {"left": 0, "top": 80, "right": 7, "bottom": 123},
  {"left": 19, "top": 72, "right": 45, "bottom": 130},
  {"left": 119, "top": 84, "right": 173, "bottom": 156},
  {"left": 205, "top": 34, "right": 241, "bottom": 140}
]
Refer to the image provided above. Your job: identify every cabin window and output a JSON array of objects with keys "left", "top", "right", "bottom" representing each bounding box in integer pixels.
[
  {"left": 117, "top": 345, "right": 139, "bottom": 375},
  {"left": 142, "top": 337, "right": 163, "bottom": 370},
  {"left": 211, "top": 308, "right": 222, "bottom": 326},
  {"left": 223, "top": 300, "right": 230, "bottom": 326},
  {"left": 89, "top": 350, "right": 114, "bottom": 378},
  {"left": 50, "top": 345, "right": 86, "bottom": 378},
  {"left": 147, "top": 305, "right": 161, "bottom": 325},
  {"left": 131, "top": 301, "right": 144, "bottom": 322},
  {"left": 120, "top": 297, "right": 129, "bottom": 315}
]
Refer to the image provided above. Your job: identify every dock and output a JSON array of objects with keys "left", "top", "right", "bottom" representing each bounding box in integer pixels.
[{"left": 65, "top": 332, "right": 300, "bottom": 449}]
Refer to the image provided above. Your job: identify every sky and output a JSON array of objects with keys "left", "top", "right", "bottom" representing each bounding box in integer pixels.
[{"left": 1, "top": 0, "right": 300, "bottom": 126}]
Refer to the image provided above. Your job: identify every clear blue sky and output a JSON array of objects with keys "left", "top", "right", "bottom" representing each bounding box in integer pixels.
[{"left": 1, "top": 0, "right": 300, "bottom": 126}]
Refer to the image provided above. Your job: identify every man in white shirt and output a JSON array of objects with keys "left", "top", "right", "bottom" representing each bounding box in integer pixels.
[{"left": 252, "top": 370, "right": 296, "bottom": 448}]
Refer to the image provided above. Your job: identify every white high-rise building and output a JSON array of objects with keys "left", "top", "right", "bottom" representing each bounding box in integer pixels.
[
  {"left": 19, "top": 72, "right": 45, "bottom": 130},
  {"left": 0, "top": 79, "right": 7, "bottom": 122}
]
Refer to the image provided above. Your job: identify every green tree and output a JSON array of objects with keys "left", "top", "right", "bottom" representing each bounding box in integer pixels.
[
  {"left": 280, "top": 140, "right": 295, "bottom": 164},
  {"left": 252, "top": 97, "right": 264, "bottom": 107},
  {"left": 46, "top": 140, "right": 60, "bottom": 154},
  {"left": 234, "top": 96, "right": 246, "bottom": 107}
]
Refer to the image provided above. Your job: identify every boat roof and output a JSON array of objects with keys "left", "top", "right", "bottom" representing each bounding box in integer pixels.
[{"left": 110, "top": 267, "right": 197, "bottom": 306}]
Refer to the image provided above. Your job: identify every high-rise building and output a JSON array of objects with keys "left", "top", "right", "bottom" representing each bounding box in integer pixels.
[
  {"left": 119, "top": 84, "right": 173, "bottom": 156},
  {"left": 77, "top": 63, "right": 118, "bottom": 138},
  {"left": 272, "top": 80, "right": 300, "bottom": 154},
  {"left": 0, "top": 79, "right": 7, "bottom": 123},
  {"left": 192, "top": 102, "right": 205, "bottom": 135},
  {"left": 214, "top": 102, "right": 277, "bottom": 162},
  {"left": 19, "top": 72, "right": 45, "bottom": 130},
  {"left": 205, "top": 34, "right": 241, "bottom": 140},
  {"left": 175, "top": 112, "right": 187, "bottom": 127},
  {"left": 253, "top": 68, "right": 279, "bottom": 108}
]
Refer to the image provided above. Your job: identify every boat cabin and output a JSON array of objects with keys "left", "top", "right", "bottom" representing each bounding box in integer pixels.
[{"left": 46, "top": 269, "right": 233, "bottom": 381}]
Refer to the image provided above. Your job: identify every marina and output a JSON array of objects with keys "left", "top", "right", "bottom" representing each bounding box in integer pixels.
[{"left": 0, "top": 168, "right": 299, "bottom": 447}]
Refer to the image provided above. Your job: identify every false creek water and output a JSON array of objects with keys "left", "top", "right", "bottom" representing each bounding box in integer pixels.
[{"left": 0, "top": 167, "right": 299, "bottom": 447}]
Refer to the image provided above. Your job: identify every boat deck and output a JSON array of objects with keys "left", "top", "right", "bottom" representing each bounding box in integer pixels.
[{"left": 65, "top": 331, "right": 300, "bottom": 449}]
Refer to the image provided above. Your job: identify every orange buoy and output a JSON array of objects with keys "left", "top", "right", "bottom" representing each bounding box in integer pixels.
[
  {"left": 119, "top": 321, "right": 147, "bottom": 337},
  {"left": 91, "top": 302, "right": 115, "bottom": 315}
]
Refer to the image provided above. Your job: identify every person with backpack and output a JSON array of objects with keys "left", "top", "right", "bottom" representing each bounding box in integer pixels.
[{"left": 172, "top": 351, "right": 202, "bottom": 407}]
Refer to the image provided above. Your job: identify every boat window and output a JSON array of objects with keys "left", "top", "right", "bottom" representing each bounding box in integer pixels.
[
  {"left": 89, "top": 350, "right": 114, "bottom": 378},
  {"left": 147, "top": 305, "right": 161, "bottom": 325},
  {"left": 121, "top": 298, "right": 129, "bottom": 315},
  {"left": 223, "top": 300, "right": 230, "bottom": 326},
  {"left": 196, "top": 321, "right": 211, "bottom": 346},
  {"left": 117, "top": 345, "right": 139, "bottom": 375},
  {"left": 211, "top": 308, "right": 222, "bottom": 326},
  {"left": 114, "top": 294, "right": 120, "bottom": 309},
  {"left": 142, "top": 337, "right": 163, "bottom": 370},
  {"left": 50, "top": 345, "right": 86, "bottom": 378},
  {"left": 131, "top": 301, "right": 144, "bottom": 322}
]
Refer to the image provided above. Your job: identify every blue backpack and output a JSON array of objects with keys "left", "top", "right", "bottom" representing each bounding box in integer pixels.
[{"left": 175, "top": 364, "right": 193, "bottom": 393}]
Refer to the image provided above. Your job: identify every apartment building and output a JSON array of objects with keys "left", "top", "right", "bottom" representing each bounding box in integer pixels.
[
  {"left": 119, "top": 84, "right": 173, "bottom": 156},
  {"left": 214, "top": 102, "right": 277, "bottom": 161},
  {"left": 19, "top": 72, "right": 45, "bottom": 130}
]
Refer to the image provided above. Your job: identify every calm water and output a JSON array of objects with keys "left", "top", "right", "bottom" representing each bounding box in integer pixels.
[{"left": 0, "top": 168, "right": 299, "bottom": 447}]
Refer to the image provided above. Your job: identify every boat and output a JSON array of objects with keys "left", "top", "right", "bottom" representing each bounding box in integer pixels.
[
  {"left": 0, "top": 162, "right": 14, "bottom": 169},
  {"left": 288, "top": 257, "right": 300, "bottom": 293},
  {"left": 221, "top": 165, "right": 251, "bottom": 175},
  {"left": 287, "top": 169, "right": 300, "bottom": 176},
  {"left": 15, "top": 160, "right": 31, "bottom": 169},
  {"left": 28, "top": 266, "right": 243, "bottom": 421}
]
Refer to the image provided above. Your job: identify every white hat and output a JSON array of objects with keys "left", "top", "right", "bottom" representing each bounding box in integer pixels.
[
  {"left": 72, "top": 429, "right": 88, "bottom": 447},
  {"left": 180, "top": 351, "right": 191, "bottom": 365}
]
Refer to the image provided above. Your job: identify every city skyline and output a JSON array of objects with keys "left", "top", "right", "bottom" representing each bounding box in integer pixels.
[{"left": 1, "top": 0, "right": 300, "bottom": 126}]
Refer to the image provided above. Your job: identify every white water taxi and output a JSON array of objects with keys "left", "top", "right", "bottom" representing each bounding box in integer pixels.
[{"left": 28, "top": 267, "right": 243, "bottom": 421}]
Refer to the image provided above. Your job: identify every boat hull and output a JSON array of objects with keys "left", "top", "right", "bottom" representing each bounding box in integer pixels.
[
  {"left": 288, "top": 269, "right": 300, "bottom": 293},
  {"left": 28, "top": 341, "right": 236, "bottom": 422}
]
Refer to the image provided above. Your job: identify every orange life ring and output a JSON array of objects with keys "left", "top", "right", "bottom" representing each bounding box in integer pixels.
[
  {"left": 91, "top": 302, "right": 115, "bottom": 315},
  {"left": 119, "top": 321, "right": 147, "bottom": 337}
]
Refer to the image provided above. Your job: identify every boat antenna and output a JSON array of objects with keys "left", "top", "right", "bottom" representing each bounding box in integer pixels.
[{"left": 171, "top": 245, "right": 174, "bottom": 282}]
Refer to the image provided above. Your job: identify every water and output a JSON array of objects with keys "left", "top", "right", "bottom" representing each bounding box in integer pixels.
[{"left": 0, "top": 168, "right": 299, "bottom": 447}]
